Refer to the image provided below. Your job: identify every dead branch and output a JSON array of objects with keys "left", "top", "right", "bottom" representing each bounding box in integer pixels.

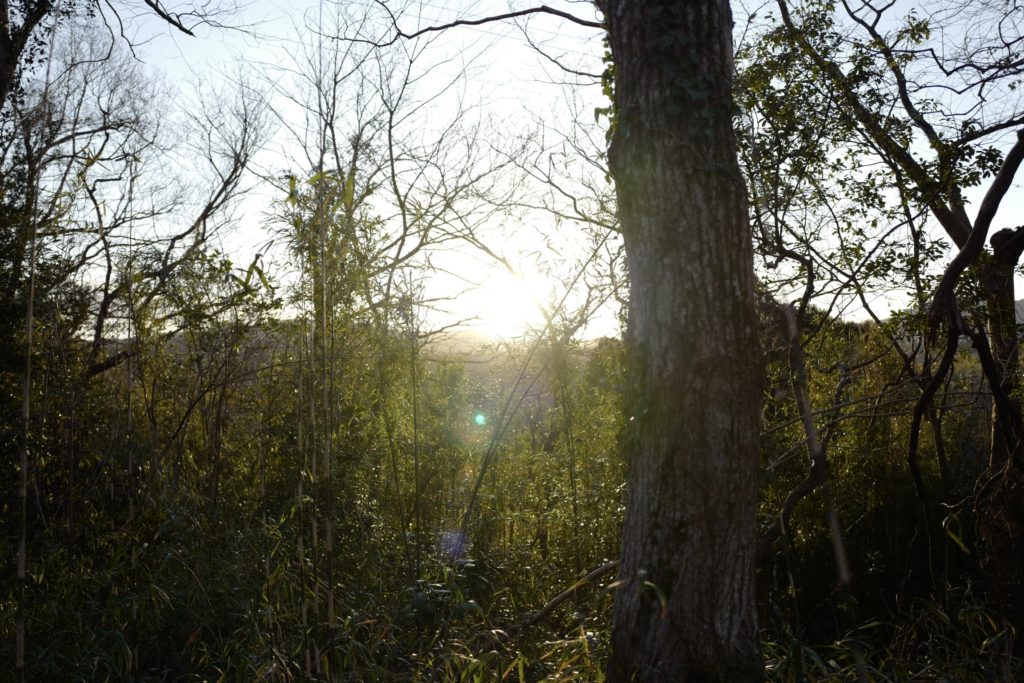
[{"left": 520, "top": 561, "right": 618, "bottom": 628}]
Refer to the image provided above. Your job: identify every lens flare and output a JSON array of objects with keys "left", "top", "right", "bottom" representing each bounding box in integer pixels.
[{"left": 474, "top": 413, "right": 487, "bottom": 426}]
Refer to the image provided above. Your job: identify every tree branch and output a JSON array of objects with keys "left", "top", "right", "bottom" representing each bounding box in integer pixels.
[
  {"left": 928, "top": 129, "right": 1024, "bottom": 326},
  {"left": 775, "top": 0, "right": 971, "bottom": 247},
  {"left": 520, "top": 561, "right": 618, "bottom": 628},
  {"left": 974, "top": 130, "right": 1024, "bottom": 237},
  {"left": 358, "top": 4, "right": 603, "bottom": 48},
  {"left": 142, "top": 0, "right": 196, "bottom": 36},
  {"left": 759, "top": 305, "right": 852, "bottom": 563}
]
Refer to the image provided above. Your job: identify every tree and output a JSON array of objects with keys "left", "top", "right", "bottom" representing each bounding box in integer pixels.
[
  {"left": 2, "top": 22, "right": 267, "bottom": 677},
  {"left": 0, "top": 0, "right": 240, "bottom": 114},
  {"left": 756, "top": 0, "right": 1024, "bottom": 619},
  {"left": 763, "top": 0, "right": 1024, "bottom": 461},
  {"left": 598, "top": 1, "right": 763, "bottom": 680},
  {"left": 0, "top": 26, "right": 268, "bottom": 382},
  {"left": 362, "top": 1, "right": 764, "bottom": 677},
  {"left": 269, "top": 4, "right": 523, "bottom": 669}
]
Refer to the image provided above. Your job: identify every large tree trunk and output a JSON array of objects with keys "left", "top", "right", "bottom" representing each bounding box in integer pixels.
[
  {"left": 0, "top": 27, "right": 19, "bottom": 112},
  {"left": 978, "top": 228, "right": 1024, "bottom": 623},
  {"left": 986, "top": 230, "right": 1024, "bottom": 469},
  {"left": 0, "top": 1, "right": 52, "bottom": 113},
  {"left": 601, "top": 1, "right": 763, "bottom": 680}
]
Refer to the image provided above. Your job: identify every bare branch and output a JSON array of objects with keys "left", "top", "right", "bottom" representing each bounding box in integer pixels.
[
  {"left": 142, "top": 0, "right": 196, "bottom": 36},
  {"left": 520, "top": 561, "right": 618, "bottom": 628},
  {"left": 354, "top": 3, "right": 603, "bottom": 48}
]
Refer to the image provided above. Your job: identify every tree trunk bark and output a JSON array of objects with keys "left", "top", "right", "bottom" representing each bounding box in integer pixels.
[
  {"left": 0, "top": 25, "right": 19, "bottom": 113},
  {"left": 601, "top": 1, "right": 763, "bottom": 680},
  {"left": 978, "top": 229, "right": 1024, "bottom": 623},
  {"left": 986, "top": 231, "right": 1024, "bottom": 468}
]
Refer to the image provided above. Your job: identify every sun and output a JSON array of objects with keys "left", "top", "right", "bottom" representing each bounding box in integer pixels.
[{"left": 472, "top": 268, "right": 550, "bottom": 339}]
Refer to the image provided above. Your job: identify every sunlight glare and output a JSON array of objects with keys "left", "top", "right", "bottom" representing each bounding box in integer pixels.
[{"left": 474, "top": 269, "right": 549, "bottom": 338}]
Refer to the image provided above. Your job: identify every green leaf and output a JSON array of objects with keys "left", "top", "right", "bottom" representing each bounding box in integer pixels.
[
  {"left": 343, "top": 167, "right": 356, "bottom": 213},
  {"left": 254, "top": 264, "right": 272, "bottom": 291},
  {"left": 942, "top": 513, "right": 971, "bottom": 555},
  {"left": 287, "top": 174, "right": 298, "bottom": 205}
]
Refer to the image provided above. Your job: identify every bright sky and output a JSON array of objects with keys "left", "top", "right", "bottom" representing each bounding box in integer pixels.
[
  {"left": 117, "top": 0, "right": 620, "bottom": 341},
  {"left": 81, "top": 0, "right": 1024, "bottom": 335}
]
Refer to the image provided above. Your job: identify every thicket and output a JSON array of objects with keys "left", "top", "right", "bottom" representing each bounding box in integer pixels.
[{"left": 1, "top": 0, "right": 1023, "bottom": 680}]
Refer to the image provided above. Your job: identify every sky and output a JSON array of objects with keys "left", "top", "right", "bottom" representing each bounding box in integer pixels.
[
  {"left": 78, "top": 0, "right": 1024, "bottom": 336},
  {"left": 115, "top": 0, "right": 620, "bottom": 341}
]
